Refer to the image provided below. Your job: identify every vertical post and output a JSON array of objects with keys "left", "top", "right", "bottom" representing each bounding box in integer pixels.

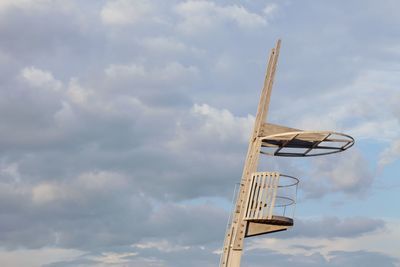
[{"left": 220, "top": 40, "right": 281, "bottom": 267}]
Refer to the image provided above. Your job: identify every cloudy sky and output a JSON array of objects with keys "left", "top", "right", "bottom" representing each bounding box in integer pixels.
[{"left": 0, "top": 0, "right": 399, "bottom": 266}]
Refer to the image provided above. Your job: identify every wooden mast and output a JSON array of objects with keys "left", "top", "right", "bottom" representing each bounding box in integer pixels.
[
  {"left": 220, "top": 39, "right": 281, "bottom": 267},
  {"left": 219, "top": 39, "right": 355, "bottom": 267}
]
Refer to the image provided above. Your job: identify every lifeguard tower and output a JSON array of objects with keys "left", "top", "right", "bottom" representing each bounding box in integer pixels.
[{"left": 219, "top": 40, "right": 354, "bottom": 267}]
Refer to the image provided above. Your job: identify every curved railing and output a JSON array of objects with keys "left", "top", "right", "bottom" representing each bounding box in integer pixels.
[{"left": 260, "top": 131, "right": 354, "bottom": 157}]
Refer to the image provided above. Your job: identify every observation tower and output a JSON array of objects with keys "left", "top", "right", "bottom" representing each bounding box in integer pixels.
[{"left": 219, "top": 40, "right": 354, "bottom": 267}]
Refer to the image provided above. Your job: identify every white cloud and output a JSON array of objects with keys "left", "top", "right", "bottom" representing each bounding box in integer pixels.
[
  {"left": 105, "top": 63, "right": 146, "bottom": 78},
  {"left": 31, "top": 171, "right": 127, "bottom": 205},
  {"left": 324, "top": 152, "right": 370, "bottom": 192},
  {"left": 101, "top": 0, "right": 154, "bottom": 25},
  {"left": 140, "top": 36, "right": 188, "bottom": 53},
  {"left": 212, "top": 53, "right": 238, "bottom": 75},
  {"left": 0, "top": 162, "right": 21, "bottom": 183},
  {"left": 0, "top": 0, "right": 49, "bottom": 11},
  {"left": 105, "top": 61, "right": 198, "bottom": 83},
  {"left": 66, "top": 78, "right": 93, "bottom": 105},
  {"left": 89, "top": 252, "right": 138, "bottom": 264},
  {"left": 247, "top": 218, "right": 400, "bottom": 262},
  {"left": 0, "top": 0, "right": 75, "bottom": 14},
  {"left": 279, "top": 69, "right": 400, "bottom": 174},
  {"left": 379, "top": 139, "right": 400, "bottom": 168},
  {"left": 219, "top": 5, "right": 267, "bottom": 28},
  {"left": 53, "top": 101, "right": 78, "bottom": 129},
  {"left": 0, "top": 248, "right": 84, "bottom": 267},
  {"left": 137, "top": 36, "right": 205, "bottom": 57},
  {"left": 158, "top": 62, "right": 198, "bottom": 82},
  {"left": 32, "top": 183, "right": 64, "bottom": 204},
  {"left": 166, "top": 103, "right": 254, "bottom": 175},
  {"left": 76, "top": 171, "right": 128, "bottom": 191},
  {"left": 350, "top": 118, "right": 400, "bottom": 141},
  {"left": 263, "top": 3, "right": 278, "bottom": 16},
  {"left": 175, "top": 1, "right": 271, "bottom": 34},
  {"left": 304, "top": 149, "right": 373, "bottom": 198},
  {"left": 21, "top": 67, "right": 62, "bottom": 91},
  {"left": 285, "top": 70, "right": 400, "bottom": 141},
  {"left": 133, "top": 240, "right": 190, "bottom": 253},
  {"left": 192, "top": 103, "right": 254, "bottom": 143}
]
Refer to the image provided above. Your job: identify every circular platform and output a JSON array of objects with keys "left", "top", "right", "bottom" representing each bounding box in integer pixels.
[
  {"left": 260, "top": 131, "right": 354, "bottom": 157},
  {"left": 247, "top": 215, "right": 293, "bottom": 226}
]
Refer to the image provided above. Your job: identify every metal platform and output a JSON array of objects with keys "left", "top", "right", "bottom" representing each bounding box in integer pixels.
[
  {"left": 260, "top": 131, "right": 354, "bottom": 157},
  {"left": 246, "top": 215, "right": 293, "bottom": 226},
  {"left": 244, "top": 216, "right": 294, "bottom": 238}
]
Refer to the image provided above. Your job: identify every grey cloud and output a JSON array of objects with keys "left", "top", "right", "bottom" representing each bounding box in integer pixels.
[
  {"left": 0, "top": 2, "right": 103, "bottom": 78},
  {"left": 0, "top": 179, "right": 152, "bottom": 249},
  {"left": 379, "top": 140, "right": 400, "bottom": 168},
  {"left": 148, "top": 202, "right": 227, "bottom": 245},
  {"left": 0, "top": 0, "right": 399, "bottom": 266},
  {"left": 243, "top": 249, "right": 398, "bottom": 267},
  {"left": 327, "top": 250, "right": 399, "bottom": 267},
  {"left": 0, "top": 167, "right": 228, "bottom": 249},
  {"left": 44, "top": 244, "right": 221, "bottom": 267},
  {"left": 289, "top": 216, "right": 385, "bottom": 239},
  {"left": 44, "top": 258, "right": 97, "bottom": 267},
  {"left": 44, "top": 246, "right": 399, "bottom": 267},
  {"left": 290, "top": 244, "right": 325, "bottom": 251},
  {"left": 254, "top": 216, "right": 385, "bottom": 240},
  {"left": 300, "top": 149, "right": 374, "bottom": 199}
]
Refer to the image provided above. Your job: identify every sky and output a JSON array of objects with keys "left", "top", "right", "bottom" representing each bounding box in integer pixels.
[{"left": 0, "top": 0, "right": 399, "bottom": 266}]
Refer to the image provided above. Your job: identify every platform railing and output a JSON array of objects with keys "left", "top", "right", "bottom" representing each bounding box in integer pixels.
[{"left": 244, "top": 172, "right": 299, "bottom": 221}]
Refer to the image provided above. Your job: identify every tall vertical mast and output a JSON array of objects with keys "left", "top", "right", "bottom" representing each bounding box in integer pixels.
[
  {"left": 254, "top": 39, "right": 281, "bottom": 135},
  {"left": 220, "top": 40, "right": 281, "bottom": 267},
  {"left": 219, "top": 39, "right": 354, "bottom": 267}
]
